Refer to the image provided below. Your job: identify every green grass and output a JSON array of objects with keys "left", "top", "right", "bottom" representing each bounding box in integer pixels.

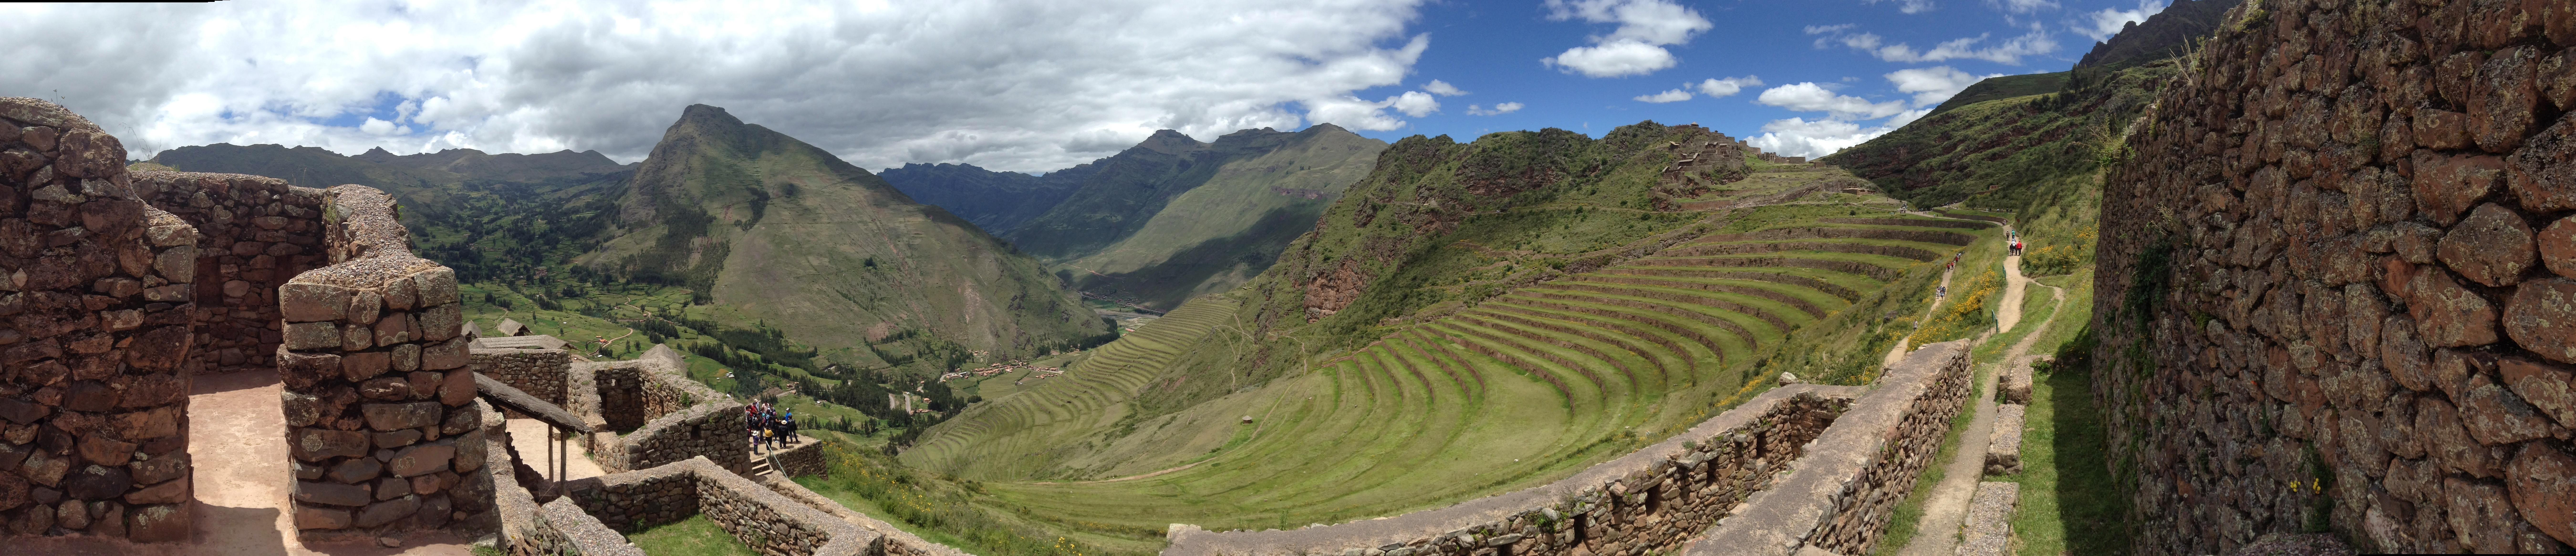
[
  {"left": 2002, "top": 357, "right": 2131, "bottom": 555},
  {"left": 627, "top": 515, "right": 759, "bottom": 556}
]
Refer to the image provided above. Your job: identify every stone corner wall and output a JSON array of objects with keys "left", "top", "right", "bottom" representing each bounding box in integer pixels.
[
  {"left": 591, "top": 344, "right": 744, "bottom": 475},
  {"left": 126, "top": 170, "right": 325, "bottom": 377},
  {"left": 557, "top": 456, "right": 876, "bottom": 556},
  {"left": 2095, "top": 0, "right": 2575, "bottom": 553},
  {"left": 1687, "top": 340, "right": 1973, "bottom": 556},
  {"left": 474, "top": 347, "right": 570, "bottom": 414},
  {"left": 0, "top": 97, "right": 201, "bottom": 542},
  {"left": 275, "top": 183, "right": 486, "bottom": 540},
  {"left": 773, "top": 440, "right": 828, "bottom": 479},
  {"left": 1161, "top": 382, "right": 1862, "bottom": 556}
]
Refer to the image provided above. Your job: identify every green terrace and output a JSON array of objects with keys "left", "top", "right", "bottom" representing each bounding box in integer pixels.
[{"left": 898, "top": 203, "right": 1997, "bottom": 533}]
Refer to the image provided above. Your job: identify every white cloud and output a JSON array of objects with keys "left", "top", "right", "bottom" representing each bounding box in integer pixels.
[
  {"left": 1884, "top": 66, "right": 2002, "bottom": 106},
  {"left": 1804, "top": 23, "right": 1856, "bottom": 35},
  {"left": 1989, "top": 0, "right": 2058, "bottom": 14},
  {"left": 0, "top": 0, "right": 1434, "bottom": 173},
  {"left": 1387, "top": 90, "right": 1440, "bottom": 117},
  {"left": 1809, "top": 25, "right": 2059, "bottom": 65},
  {"left": 1755, "top": 83, "right": 1910, "bottom": 120},
  {"left": 2076, "top": 0, "right": 2167, "bottom": 41},
  {"left": 1745, "top": 108, "right": 1929, "bottom": 158},
  {"left": 1421, "top": 79, "right": 1467, "bottom": 96},
  {"left": 1465, "top": 102, "right": 1523, "bottom": 116},
  {"left": 1865, "top": 0, "right": 1937, "bottom": 14},
  {"left": 1541, "top": 0, "right": 1709, "bottom": 78},
  {"left": 1695, "top": 76, "right": 1762, "bottom": 98},
  {"left": 1634, "top": 89, "right": 1692, "bottom": 103}
]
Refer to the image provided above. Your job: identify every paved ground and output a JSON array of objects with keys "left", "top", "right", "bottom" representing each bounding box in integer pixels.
[
  {"left": 13, "top": 371, "right": 472, "bottom": 555},
  {"left": 507, "top": 419, "right": 605, "bottom": 481}
]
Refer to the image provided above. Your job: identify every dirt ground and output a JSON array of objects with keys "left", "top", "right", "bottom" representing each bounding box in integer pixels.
[{"left": 12, "top": 371, "right": 473, "bottom": 555}]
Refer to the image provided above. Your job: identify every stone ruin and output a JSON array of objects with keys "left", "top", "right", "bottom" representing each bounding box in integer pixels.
[{"left": 0, "top": 97, "right": 972, "bottom": 555}]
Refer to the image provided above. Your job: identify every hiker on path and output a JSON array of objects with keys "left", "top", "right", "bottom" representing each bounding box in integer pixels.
[{"left": 779, "top": 410, "right": 799, "bottom": 447}]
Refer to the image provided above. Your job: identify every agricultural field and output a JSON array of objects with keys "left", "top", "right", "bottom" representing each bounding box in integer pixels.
[{"left": 902, "top": 179, "right": 2004, "bottom": 532}]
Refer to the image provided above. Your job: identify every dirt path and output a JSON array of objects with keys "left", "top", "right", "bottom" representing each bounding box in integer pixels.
[
  {"left": 1896, "top": 226, "right": 2065, "bottom": 556},
  {"left": 18, "top": 372, "right": 470, "bottom": 555},
  {"left": 1883, "top": 264, "right": 1954, "bottom": 366},
  {"left": 508, "top": 419, "right": 606, "bottom": 481}
]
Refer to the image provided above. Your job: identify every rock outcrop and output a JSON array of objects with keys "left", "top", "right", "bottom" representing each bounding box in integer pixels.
[{"left": 2095, "top": 0, "right": 2576, "bottom": 553}]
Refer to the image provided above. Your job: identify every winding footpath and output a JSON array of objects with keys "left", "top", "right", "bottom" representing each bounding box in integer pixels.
[{"left": 1893, "top": 220, "right": 2067, "bottom": 556}]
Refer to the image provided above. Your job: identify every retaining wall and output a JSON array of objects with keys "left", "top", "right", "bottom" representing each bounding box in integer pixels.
[
  {"left": 0, "top": 97, "right": 203, "bottom": 542},
  {"left": 1163, "top": 383, "right": 1861, "bottom": 556},
  {"left": 1687, "top": 340, "right": 1973, "bottom": 556},
  {"left": 758, "top": 470, "right": 972, "bottom": 556},
  {"left": 592, "top": 345, "right": 746, "bottom": 475},
  {"left": 2095, "top": 0, "right": 2576, "bottom": 552},
  {"left": 772, "top": 440, "right": 828, "bottom": 478}
]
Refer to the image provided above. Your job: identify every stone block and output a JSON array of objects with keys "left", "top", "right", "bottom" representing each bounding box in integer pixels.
[
  {"left": 412, "top": 268, "right": 458, "bottom": 307},
  {"left": 283, "top": 321, "right": 342, "bottom": 350},
  {"left": 2406, "top": 268, "right": 2500, "bottom": 348},
  {"left": 391, "top": 342, "right": 420, "bottom": 373},
  {"left": 340, "top": 323, "right": 373, "bottom": 351},
  {"left": 114, "top": 405, "right": 180, "bottom": 440},
  {"left": 277, "top": 283, "right": 350, "bottom": 322},
  {"left": 123, "top": 324, "right": 190, "bottom": 371},
  {"left": 382, "top": 275, "right": 417, "bottom": 311},
  {"left": 295, "top": 504, "right": 352, "bottom": 530},
  {"left": 151, "top": 245, "right": 195, "bottom": 283},
  {"left": 388, "top": 444, "right": 454, "bottom": 478},
  {"left": 416, "top": 303, "right": 459, "bottom": 342},
  {"left": 375, "top": 476, "right": 410, "bottom": 500},
  {"left": 440, "top": 368, "right": 474, "bottom": 407},
  {"left": 76, "top": 433, "right": 134, "bottom": 466},
  {"left": 291, "top": 428, "right": 370, "bottom": 462},
  {"left": 422, "top": 336, "right": 468, "bottom": 371},
  {"left": 55, "top": 499, "right": 86, "bottom": 530},
  {"left": 0, "top": 471, "right": 25, "bottom": 512},
  {"left": 345, "top": 291, "right": 381, "bottom": 326},
  {"left": 327, "top": 457, "right": 383, "bottom": 484},
  {"left": 362, "top": 402, "right": 442, "bottom": 432},
  {"left": 115, "top": 373, "right": 186, "bottom": 408},
  {"left": 129, "top": 452, "right": 187, "bottom": 485},
  {"left": 2508, "top": 444, "right": 2576, "bottom": 547},
  {"left": 354, "top": 496, "right": 419, "bottom": 528},
  {"left": 63, "top": 464, "right": 129, "bottom": 500},
  {"left": 282, "top": 391, "right": 321, "bottom": 427},
  {"left": 2411, "top": 152, "right": 2506, "bottom": 226},
  {"left": 2459, "top": 375, "right": 2555, "bottom": 445},
  {"left": 122, "top": 478, "right": 187, "bottom": 505},
  {"left": 18, "top": 449, "right": 69, "bottom": 487},
  {"left": 358, "top": 376, "right": 410, "bottom": 401},
  {"left": 2504, "top": 278, "right": 2576, "bottom": 364},
  {"left": 0, "top": 398, "right": 49, "bottom": 425},
  {"left": 90, "top": 501, "right": 123, "bottom": 538}
]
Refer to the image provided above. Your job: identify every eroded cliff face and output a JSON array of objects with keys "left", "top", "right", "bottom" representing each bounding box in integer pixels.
[{"left": 2094, "top": 0, "right": 2576, "bottom": 553}]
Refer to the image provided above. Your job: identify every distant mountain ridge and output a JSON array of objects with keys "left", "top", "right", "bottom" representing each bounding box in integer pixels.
[
  {"left": 352, "top": 146, "right": 634, "bottom": 183},
  {"left": 2073, "top": 0, "right": 2240, "bottom": 69},
  {"left": 882, "top": 124, "right": 1387, "bottom": 311}
]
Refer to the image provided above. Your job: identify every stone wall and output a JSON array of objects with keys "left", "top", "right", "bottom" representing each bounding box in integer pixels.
[
  {"left": 757, "top": 473, "right": 972, "bottom": 556},
  {"left": 591, "top": 345, "right": 746, "bottom": 475},
  {"left": 558, "top": 456, "right": 875, "bottom": 556},
  {"left": 0, "top": 98, "right": 203, "bottom": 542},
  {"left": 1163, "top": 384, "right": 1860, "bottom": 556},
  {"left": 772, "top": 440, "right": 828, "bottom": 478},
  {"left": 1687, "top": 340, "right": 1972, "bottom": 556},
  {"left": 2095, "top": 0, "right": 2576, "bottom": 553},
  {"left": 273, "top": 183, "right": 488, "bottom": 541},
  {"left": 474, "top": 347, "right": 569, "bottom": 416},
  {"left": 128, "top": 171, "right": 325, "bottom": 377}
]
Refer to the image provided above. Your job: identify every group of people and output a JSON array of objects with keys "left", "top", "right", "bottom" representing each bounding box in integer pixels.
[
  {"left": 2008, "top": 229, "right": 2025, "bottom": 256},
  {"left": 746, "top": 402, "right": 798, "bottom": 452}
]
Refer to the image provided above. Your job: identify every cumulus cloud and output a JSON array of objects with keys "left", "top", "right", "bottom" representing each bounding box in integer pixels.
[
  {"left": 1865, "top": 0, "right": 1937, "bottom": 14},
  {"left": 1634, "top": 89, "right": 1692, "bottom": 103},
  {"left": 1541, "top": 0, "right": 1710, "bottom": 77},
  {"left": 1465, "top": 102, "right": 1523, "bottom": 116},
  {"left": 1884, "top": 66, "right": 2002, "bottom": 106},
  {"left": 0, "top": 0, "right": 1435, "bottom": 173},
  {"left": 2076, "top": 0, "right": 2167, "bottom": 41},
  {"left": 1695, "top": 76, "right": 1762, "bottom": 98},
  {"left": 1808, "top": 25, "right": 2059, "bottom": 65},
  {"left": 1755, "top": 83, "right": 1909, "bottom": 120},
  {"left": 1745, "top": 108, "right": 1929, "bottom": 158},
  {"left": 1421, "top": 79, "right": 1467, "bottom": 96}
]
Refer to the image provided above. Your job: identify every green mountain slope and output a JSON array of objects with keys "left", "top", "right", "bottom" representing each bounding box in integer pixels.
[
  {"left": 877, "top": 162, "right": 1089, "bottom": 234},
  {"left": 999, "top": 125, "right": 1386, "bottom": 261},
  {"left": 351, "top": 146, "right": 634, "bottom": 183},
  {"left": 2071, "top": 0, "right": 2239, "bottom": 70},
  {"left": 1056, "top": 124, "right": 1386, "bottom": 310},
  {"left": 902, "top": 122, "right": 1957, "bottom": 532},
  {"left": 589, "top": 104, "right": 1109, "bottom": 364}
]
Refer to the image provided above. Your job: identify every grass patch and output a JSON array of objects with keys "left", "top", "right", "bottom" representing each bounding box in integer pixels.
[
  {"left": 2003, "top": 358, "right": 2132, "bottom": 555},
  {"left": 627, "top": 515, "right": 759, "bottom": 556},
  {"left": 798, "top": 440, "right": 1161, "bottom": 556}
]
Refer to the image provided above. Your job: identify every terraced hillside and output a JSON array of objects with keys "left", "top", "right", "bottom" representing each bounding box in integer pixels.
[
  {"left": 901, "top": 295, "right": 1244, "bottom": 478},
  {"left": 902, "top": 190, "right": 1989, "bottom": 530}
]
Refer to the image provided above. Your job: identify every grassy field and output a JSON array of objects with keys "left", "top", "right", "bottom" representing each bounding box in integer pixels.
[
  {"left": 627, "top": 515, "right": 759, "bottom": 556},
  {"left": 900, "top": 190, "right": 2003, "bottom": 533}
]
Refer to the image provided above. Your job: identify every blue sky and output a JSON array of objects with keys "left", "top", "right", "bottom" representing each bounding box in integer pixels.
[
  {"left": 3, "top": 0, "right": 2171, "bottom": 171},
  {"left": 1337, "top": 0, "right": 2171, "bottom": 157}
]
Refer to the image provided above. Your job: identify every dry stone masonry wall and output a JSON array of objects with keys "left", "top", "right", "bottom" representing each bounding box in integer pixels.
[
  {"left": 558, "top": 456, "right": 874, "bottom": 556},
  {"left": 0, "top": 98, "right": 203, "bottom": 542},
  {"left": 772, "top": 440, "right": 828, "bottom": 478},
  {"left": 2097, "top": 0, "right": 2576, "bottom": 552},
  {"left": 129, "top": 171, "right": 325, "bottom": 377},
  {"left": 474, "top": 347, "right": 569, "bottom": 418},
  {"left": 1688, "top": 340, "right": 1973, "bottom": 556},
  {"left": 585, "top": 345, "right": 745, "bottom": 475},
  {"left": 274, "top": 183, "right": 491, "bottom": 541},
  {"left": 1164, "top": 383, "right": 1862, "bottom": 556}
]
